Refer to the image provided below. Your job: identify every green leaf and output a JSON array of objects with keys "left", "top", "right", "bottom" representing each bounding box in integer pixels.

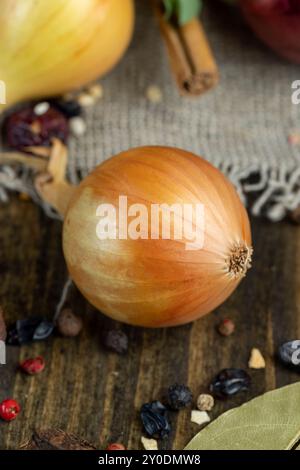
[
  {"left": 162, "top": 0, "right": 202, "bottom": 25},
  {"left": 185, "top": 383, "right": 300, "bottom": 450},
  {"left": 176, "top": 0, "right": 202, "bottom": 25},
  {"left": 163, "top": 0, "right": 175, "bottom": 21}
]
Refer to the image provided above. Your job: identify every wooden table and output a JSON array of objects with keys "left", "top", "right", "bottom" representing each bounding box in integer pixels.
[{"left": 0, "top": 196, "right": 300, "bottom": 450}]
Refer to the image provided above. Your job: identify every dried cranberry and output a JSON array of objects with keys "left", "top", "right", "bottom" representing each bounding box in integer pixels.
[
  {"left": 167, "top": 384, "right": 192, "bottom": 410},
  {"left": 106, "top": 443, "right": 126, "bottom": 450},
  {"left": 278, "top": 340, "right": 300, "bottom": 369},
  {"left": 210, "top": 368, "right": 251, "bottom": 398},
  {"left": 0, "top": 399, "right": 21, "bottom": 421},
  {"left": 5, "top": 105, "right": 68, "bottom": 150},
  {"left": 140, "top": 401, "right": 171, "bottom": 439},
  {"left": 7, "top": 317, "right": 54, "bottom": 346},
  {"left": 104, "top": 330, "right": 128, "bottom": 355},
  {"left": 20, "top": 356, "right": 45, "bottom": 375}
]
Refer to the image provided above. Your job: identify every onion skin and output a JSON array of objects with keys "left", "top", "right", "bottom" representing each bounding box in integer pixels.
[
  {"left": 0, "top": 0, "right": 134, "bottom": 108},
  {"left": 240, "top": 0, "right": 300, "bottom": 64},
  {"left": 63, "top": 147, "right": 252, "bottom": 328}
]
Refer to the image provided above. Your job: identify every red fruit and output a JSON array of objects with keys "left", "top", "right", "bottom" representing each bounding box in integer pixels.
[
  {"left": 20, "top": 356, "right": 45, "bottom": 375},
  {"left": 240, "top": 0, "right": 300, "bottom": 63},
  {"left": 0, "top": 399, "right": 21, "bottom": 421},
  {"left": 106, "top": 443, "right": 126, "bottom": 450},
  {"left": 5, "top": 105, "right": 68, "bottom": 150}
]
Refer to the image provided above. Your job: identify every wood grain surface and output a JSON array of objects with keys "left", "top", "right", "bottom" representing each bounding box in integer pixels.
[{"left": 0, "top": 196, "right": 299, "bottom": 450}]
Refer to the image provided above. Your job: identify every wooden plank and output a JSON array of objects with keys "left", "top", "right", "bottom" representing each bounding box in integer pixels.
[{"left": 0, "top": 197, "right": 299, "bottom": 450}]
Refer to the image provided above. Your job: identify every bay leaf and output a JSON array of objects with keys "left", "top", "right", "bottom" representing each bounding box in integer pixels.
[{"left": 185, "top": 383, "right": 300, "bottom": 450}]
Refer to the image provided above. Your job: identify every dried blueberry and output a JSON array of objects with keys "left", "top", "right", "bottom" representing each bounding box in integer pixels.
[
  {"left": 210, "top": 368, "right": 251, "bottom": 398},
  {"left": 140, "top": 401, "right": 171, "bottom": 439},
  {"left": 51, "top": 99, "right": 82, "bottom": 118},
  {"left": 167, "top": 384, "right": 192, "bottom": 410},
  {"left": 7, "top": 317, "right": 54, "bottom": 346},
  {"left": 104, "top": 330, "right": 128, "bottom": 355},
  {"left": 278, "top": 340, "right": 300, "bottom": 369},
  {"left": 5, "top": 105, "right": 68, "bottom": 150}
]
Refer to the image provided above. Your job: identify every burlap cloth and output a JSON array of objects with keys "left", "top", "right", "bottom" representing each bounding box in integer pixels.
[{"left": 1, "top": 0, "right": 300, "bottom": 220}]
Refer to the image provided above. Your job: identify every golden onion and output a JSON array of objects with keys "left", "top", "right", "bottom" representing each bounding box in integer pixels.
[
  {"left": 62, "top": 146, "right": 252, "bottom": 328},
  {"left": 0, "top": 0, "right": 134, "bottom": 109}
]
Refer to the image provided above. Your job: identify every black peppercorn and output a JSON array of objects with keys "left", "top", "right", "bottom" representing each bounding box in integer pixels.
[
  {"left": 210, "top": 368, "right": 251, "bottom": 398},
  {"left": 167, "top": 384, "right": 192, "bottom": 410},
  {"left": 104, "top": 329, "right": 128, "bottom": 354},
  {"left": 140, "top": 401, "right": 171, "bottom": 439}
]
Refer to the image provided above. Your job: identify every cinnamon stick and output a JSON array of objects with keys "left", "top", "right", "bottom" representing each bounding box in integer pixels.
[
  {"left": 152, "top": 1, "right": 219, "bottom": 96},
  {"left": 34, "top": 139, "right": 76, "bottom": 217},
  {"left": 0, "top": 151, "right": 48, "bottom": 172}
]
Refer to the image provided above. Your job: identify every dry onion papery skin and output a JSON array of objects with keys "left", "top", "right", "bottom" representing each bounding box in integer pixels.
[
  {"left": 0, "top": 0, "right": 134, "bottom": 109},
  {"left": 63, "top": 146, "right": 252, "bottom": 328}
]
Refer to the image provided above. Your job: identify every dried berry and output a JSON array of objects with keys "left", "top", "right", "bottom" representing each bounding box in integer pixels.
[
  {"left": 52, "top": 99, "right": 82, "bottom": 118},
  {"left": 56, "top": 308, "right": 83, "bottom": 337},
  {"left": 0, "top": 399, "right": 21, "bottom": 421},
  {"left": 106, "top": 443, "right": 126, "bottom": 450},
  {"left": 104, "top": 330, "right": 128, "bottom": 354},
  {"left": 210, "top": 368, "right": 251, "bottom": 398},
  {"left": 5, "top": 105, "right": 68, "bottom": 150},
  {"left": 20, "top": 356, "right": 45, "bottom": 375},
  {"left": 278, "top": 340, "right": 300, "bottom": 369},
  {"left": 140, "top": 401, "right": 171, "bottom": 439},
  {"left": 7, "top": 317, "right": 54, "bottom": 346},
  {"left": 197, "top": 393, "right": 214, "bottom": 412},
  {"left": 217, "top": 318, "right": 235, "bottom": 337},
  {"left": 0, "top": 306, "right": 7, "bottom": 341},
  {"left": 167, "top": 384, "right": 192, "bottom": 410}
]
